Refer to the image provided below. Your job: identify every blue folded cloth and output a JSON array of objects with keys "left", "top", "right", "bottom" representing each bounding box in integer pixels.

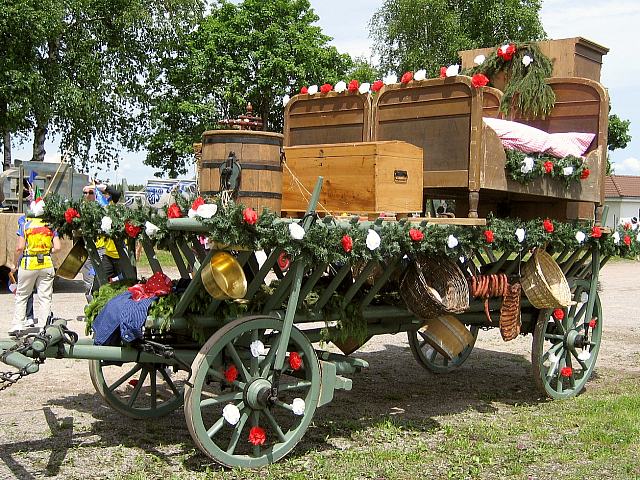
[{"left": 93, "top": 291, "right": 157, "bottom": 345}]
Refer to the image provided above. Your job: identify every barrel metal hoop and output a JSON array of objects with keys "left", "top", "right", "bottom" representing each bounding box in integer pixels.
[
  {"left": 203, "top": 136, "right": 282, "bottom": 146},
  {"left": 203, "top": 161, "right": 283, "bottom": 172},
  {"left": 201, "top": 190, "right": 282, "bottom": 199}
]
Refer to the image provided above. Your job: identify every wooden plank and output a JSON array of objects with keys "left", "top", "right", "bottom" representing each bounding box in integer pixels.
[
  {"left": 286, "top": 111, "right": 365, "bottom": 129},
  {"left": 406, "top": 217, "right": 487, "bottom": 226},
  {"left": 168, "top": 243, "right": 190, "bottom": 279},
  {"left": 424, "top": 170, "right": 469, "bottom": 187},
  {"left": 376, "top": 98, "right": 470, "bottom": 122}
]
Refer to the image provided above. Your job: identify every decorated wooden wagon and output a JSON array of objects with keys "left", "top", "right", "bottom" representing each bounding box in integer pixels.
[{"left": 1, "top": 37, "right": 638, "bottom": 469}]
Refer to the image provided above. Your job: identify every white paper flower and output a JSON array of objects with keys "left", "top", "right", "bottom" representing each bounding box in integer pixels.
[
  {"left": 250, "top": 340, "right": 266, "bottom": 358},
  {"left": 289, "top": 222, "right": 306, "bottom": 240},
  {"left": 383, "top": 74, "right": 398, "bottom": 85},
  {"left": 282, "top": 94, "right": 290, "bottom": 106},
  {"left": 414, "top": 69, "right": 427, "bottom": 81},
  {"left": 292, "top": 398, "right": 306, "bottom": 416},
  {"left": 473, "top": 54, "right": 486, "bottom": 65},
  {"left": 459, "top": 255, "right": 466, "bottom": 264},
  {"left": 578, "top": 349, "right": 592, "bottom": 361},
  {"left": 445, "top": 64, "right": 460, "bottom": 77},
  {"left": 30, "top": 199, "right": 45, "bottom": 217},
  {"left": 334, "top": 81, "right": 347, "bottom": 93},
  {"left": 145, "top": 221, "right": 160, "bottom": 238},
  {"left": 613, "top": 231, "right": 620, "bottom": 244},
  {"left": 562, "top": 166, "right": 574, "bottom": 176},
  {"left": 308, "top": 85, "right": 318, "bottom": 95},
  {"left": 222, "top": 404, "right": 241, "bottom": 425},
  {"left": 196, "top": 203, "right": 217, "bottom": 219},
  {"left": 188, "top": 208, "right": 198, "bottom": 218},
  {"left": 447, "top": 234, "right": 459, "bottom": 249},
  {"left": 101, "top": 216, "right": 113, "bottom": 234},
  {"left": 575, "top": 231, "right": 586, "bottom": 244},
  {"left": 366, "top": 229, "right": 381, "bottom": 250},
  {"left": 499, "top": 44, "right": 510, "bottom": 55},
  {"left": 358, "top": 82, "right": 371, "bottom": 94},
  {"left": 522, "top": 55, "right": 533, "bottom": 67},
  {"left": 520, "top": 156, "right": 534, "bottom": 174},
  {"left": 580, "top": 291, "right": 589, "bottom": 303},
  {"left": 515, "top": 228, "right": 526, "bottom": 243}
]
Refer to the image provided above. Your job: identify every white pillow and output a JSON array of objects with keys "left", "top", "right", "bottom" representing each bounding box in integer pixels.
[
  {"left": 483, "top": 117, "right": 551, "bottom": 154},
  {"left": 545, "top": 132, "right": 596, "bottom": 158}
]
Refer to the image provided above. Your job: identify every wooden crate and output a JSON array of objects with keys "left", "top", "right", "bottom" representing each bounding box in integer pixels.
[{"left": 282, "top": 141, "right": 423, "bottom": 214}]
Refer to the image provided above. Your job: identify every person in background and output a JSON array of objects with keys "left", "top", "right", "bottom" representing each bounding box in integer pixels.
[
  {"left": 96, "top": 184, "right": 123, "bottom": 284},
  {"left": 9, "top": 208, "right": 61, "bottom": 334},
  {"left": 79, "top": 185, "right": 98, "bottom": 302}
]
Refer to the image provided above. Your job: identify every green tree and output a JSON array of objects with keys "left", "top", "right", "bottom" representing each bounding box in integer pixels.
[
  {"left": 347, "top": 57, "right": 382, "bottom": 84},
  {"left": 607, "top": 111, "right": 632, "bottom": 175},
  {"left": 369, "top": 0, "right": 545, "bottom": 76},
  {"left": 143, "top": 0, "right": 352, "bottom": 177}
]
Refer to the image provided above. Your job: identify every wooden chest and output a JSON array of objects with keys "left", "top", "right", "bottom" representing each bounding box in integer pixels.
[{"left": 282, "top": 141, "right": 423, "bottom": 214}]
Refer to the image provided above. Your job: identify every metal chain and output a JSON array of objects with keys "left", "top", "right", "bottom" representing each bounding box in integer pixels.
[{"left": 0, "top": 333, "right": 40, "bottom": 392}]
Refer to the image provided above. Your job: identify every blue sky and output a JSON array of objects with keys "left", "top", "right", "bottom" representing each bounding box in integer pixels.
[{"left": 13, "top": 0, "right": 640, "bottom": 183}]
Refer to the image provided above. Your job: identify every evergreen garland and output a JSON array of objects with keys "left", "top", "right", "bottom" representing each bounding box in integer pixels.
[
  {"left": 467, "top": 42, "right": 556, "bottom": 119},
  {"left": 504, "top": 149, "right": 589, "bottom": 186}
]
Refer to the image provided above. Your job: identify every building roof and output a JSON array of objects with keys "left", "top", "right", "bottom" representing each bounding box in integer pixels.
[{"left": 605, "top": 175, "right": 640, "bottom": 198}]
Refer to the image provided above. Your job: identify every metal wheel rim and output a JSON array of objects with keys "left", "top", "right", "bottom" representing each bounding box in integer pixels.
[
  {"left": 532, "top": 280, "right": 602, "bottom": 399},
  {"left": 408, "top": 325, "right": 479, "bottom": 373},
  {"left": 89, "top": 359, "right": 185, "bottom": 419},
  {"left": 184, "top": 315, "right": 321, "bottom": 468}
]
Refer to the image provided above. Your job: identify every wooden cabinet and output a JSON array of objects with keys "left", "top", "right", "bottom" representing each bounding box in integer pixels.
[{"left": 282, "top": 141, "right": 423, "bottom": 214}]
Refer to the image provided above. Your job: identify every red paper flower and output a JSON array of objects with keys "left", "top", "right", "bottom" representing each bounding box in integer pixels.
[
  {"left": 439, "top": 66, "right": 447, "bottom": 78},
  {"left": 497, "top": 44, "right": 517, "bottom": 61},
  {"left": 589, "top": 318, "right": 597, "bottom": 329},
  {"left": 128, "top": 379, "right": 139, "bottom": 387},
  {"left": 348, "top": 79, "right": 359, "bottom": 93},
  {"left": 320, "top": 83, "right": 333, "bottom": 94},
  {"left": 553, "top": 308, "right": 565, "bottom": 320},
  {"left": 167, "top": 203, "right": 182, "bottom": 219},
  {"left": 560, "top": 366, "right": 573, "bottom": 378},
  {"left": 543, "top": 161, "right": 554, "bottom": 174},
  {"left": 64, "top": 208, "right": 80, "bottom": 224},
  {"left": 580, "top": 168, "right": 590, "bottom": 180},
  {"left": 590, "top": 226, "right": 602, "bottom": 238},
  {"left": 289, "top": 352, "right": 303, "bottom": 371},
  {"left": 483, "top": 229, "right": 494, "bottom": 243},
  {"left": 248, "top": 426, "right": 266, "bottom": 446},
  {"left": 624, "top": 234, "right": 631, "bottom": 246},
  {"left": 191, "top": 196, "right": 205, "bottom": 211},
  {"left": 224, "top": 365, "right": 238, "bottom": 383},
  {"left": 371, "top": 80, "right": 384, "bottom": 92},
  {"left": 400, "top": 71, "right": 413, "bottom": 84},
  {"left": 471, "top": 73, "right": 490, "bottom": 88},
  {"left": 409, "top": 228, "right": 424, "bottom": 242},
  {"left": 341, "top": 234, "right": 353, "bottom": 253},
  {"left": 300, "top": 86, "right": 308, "bottom": 95},
  {"left": 243, "top": 207, "right": 258, "bottom": 225},
  {"left": 543, "top": 219, "right": 554, "bottom": 233},
  {"left": 278, "top": 251, "right": 290, "bottom": 271},
  {"left": 125, "top": 221, "right": 141, "bottom": 238}
]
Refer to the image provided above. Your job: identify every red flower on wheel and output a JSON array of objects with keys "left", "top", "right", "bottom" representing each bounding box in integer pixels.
[
  {"left": 248, "top": 426, "right": 266, "bottom": 446},
  {"left": 589, "top": 318, "right": 597, "bottom": 329},
  {"left": 167, "top": 203, "right": 182, "bottom": 219},
  {"left": 242, "top": 207, "right": 258, "bottom": 225},
  {"left": 543, "top": 219, "right": 554, "bottom": 233},
  {"left": 124, "top": 221, "right": 141, "bottom": 238},
  {"left": 341, "top": 234, "right": 353, "bottom": 253},
  {"left": 409, "top": 228, "right": 424, "bottom": 242},
  {"left": 560, "top": 366, "right": 573, "bottom": 378},
  {"left": 289, "top": 352, "right": 303, "bottom": 371},
  {"left": 553, "top": 308, "right": 564, "bottom": 320},
  {"left": 64, "top": 208, "right": 80, "bottom": 224},
  {"left": 224, "top": 365, "right": 238, "bottom": 383},
  {"left": 483, "top": 229, "right": 494, "bottom": 243}
]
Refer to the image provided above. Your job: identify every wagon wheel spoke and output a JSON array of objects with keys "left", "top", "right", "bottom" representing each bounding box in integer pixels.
[
  {"left": 569, "top": 349, "right": 589, "bottom": 371},
  {"left": 263, "top": 407, "right": 287, "bottom": 443},
  {"left": 128, "top": 368, "right": 149, "bottom": 407},
  {"left": 278, "top": 380, "right": 312, "bottom": 392},
  {"left": 107, "top": 363, "right": 142, "bottom": 392},
  {"left": 207, "top": 417, "right": 226, "bottom": 439},
  {"left": 250, "top": 329, "right": 260, "bottom": 377},
  {"left": 200, "top": 391, "right": 243, "bottom": 408},
  {"left": 260, "top": 334, "right": 281, "bottom": 377},
  {"left": 226, "top": 409, "right": 250, "bottom": 454},
  {"left": 225, "top": 343, "right": 250, "bottom": 381},
  {"left": 159, "top": 367, "right": 180, "bottom": 396},
  {"left": 207, "top": 368, "right": 247, "bottom": 390},
  {"left": 150, "top": 368, "right": 157, "bottom": 409},
  {"left": 251, "top": 410, "right": 261, "bottom": 457}
]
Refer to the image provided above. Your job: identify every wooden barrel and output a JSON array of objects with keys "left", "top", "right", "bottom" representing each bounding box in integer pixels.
[{"left": 199, "top": 130, "right": 283, "bottom": 215}]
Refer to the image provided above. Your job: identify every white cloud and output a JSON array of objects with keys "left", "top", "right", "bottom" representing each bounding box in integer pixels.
[{"left": 612, "top": 157, "right": 640, "bottom": 176}]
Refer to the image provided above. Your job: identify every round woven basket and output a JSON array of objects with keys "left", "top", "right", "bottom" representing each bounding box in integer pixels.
[
  {"left": 400, "top": 255, "right": 469, "bottom": 319},
  {"left": 521, "top": 248, "right": 572, "bottom": 308}
]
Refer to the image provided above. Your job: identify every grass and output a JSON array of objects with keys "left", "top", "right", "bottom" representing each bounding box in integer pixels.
[
  {"left": 110, "top": 377, "right": 640, "bottom": 480},
  {"left": 136, "top": 249, "right": 178, "bottom": 269}
]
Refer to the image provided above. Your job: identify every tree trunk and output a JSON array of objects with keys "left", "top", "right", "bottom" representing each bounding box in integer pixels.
[
  {"left": 3, "top": 131, "right": 11, "bottom": 171},
  {"left": 32, "top": 120, "right": 48, "bottom": 162}
]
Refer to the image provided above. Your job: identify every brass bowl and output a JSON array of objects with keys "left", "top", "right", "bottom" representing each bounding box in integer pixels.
[
  {"left": 201, "top": 251, "right": 247, "bottom": 300},
  {"left": 56, "top": 240, "right": 89, "bottom": 280}
]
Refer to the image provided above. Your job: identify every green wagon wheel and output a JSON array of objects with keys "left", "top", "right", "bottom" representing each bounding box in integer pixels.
[
  {"left": 531, "top": 281, "right": 603, "bottom": 399},
  {"left": 184, "top": 315, "right": 321, "bottom": 468},
  {"left": 89, "top": 359, "right": 186, "bottom": 419},
  {"left": 408, "top": 325, "right": 480, "bottom": 373}
]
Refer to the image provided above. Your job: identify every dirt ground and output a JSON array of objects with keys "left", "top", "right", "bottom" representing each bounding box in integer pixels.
[{"left": 0, "top": 261, "right": 639, "bottom": 479}]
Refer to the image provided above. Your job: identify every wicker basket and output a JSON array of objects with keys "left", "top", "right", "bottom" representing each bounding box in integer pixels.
[
  {"left": 400, "top": 255, "right": 469, "bottom": 319},
  {"left": 521, "top": 248, "right": 572, "bottom": 308}
]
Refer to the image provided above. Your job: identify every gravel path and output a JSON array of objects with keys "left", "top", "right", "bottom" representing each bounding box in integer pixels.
[{"left": 0, "top": 261, "right": 639, "bottom": 479}]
